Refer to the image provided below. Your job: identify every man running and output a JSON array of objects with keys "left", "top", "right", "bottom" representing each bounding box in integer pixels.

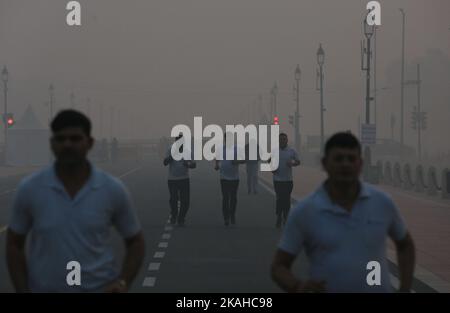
[
  {"left": 163, "top": 134, "right": 196, "bottom": 226},
  {"left": 272, "top": 133, "right": 300, "bottom": 228},
  {"left": 6, "top": 110, "right": 145, "bottom": 293},
  {"left": 215, "top": 132, "right": 245, "bottom": 226},
  {"left": 271, "top": 132, "right": 415, "bottom": 292}
]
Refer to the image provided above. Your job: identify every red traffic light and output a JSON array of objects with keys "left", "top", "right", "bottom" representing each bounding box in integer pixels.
[
  {"left": 6, "top": 113, "right": 14, "bottom": 127},
  {"left": 273, "top": 115, "right": 279, "bottom": 125}
]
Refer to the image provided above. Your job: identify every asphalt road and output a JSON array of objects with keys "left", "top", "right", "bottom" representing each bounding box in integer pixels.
[
  {"left": 0, "top": 154, "right": 307, "bottom": 293},
  {"left": 0, "top": 153, "right": 437, "bottom": 292}
]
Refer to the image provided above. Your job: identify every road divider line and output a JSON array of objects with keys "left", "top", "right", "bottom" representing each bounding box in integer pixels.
[
  {"left": 148, "top": 263, "right": 161, "bottom": 271},
  {"left": 118, "top": 166, "right": 143, "bottom": 179},
  {"left": 387, "top": 248, "right": 450, "bottom": 293},
  {"left": 158, "top": 242, "right": 169, "bottom": 248},
  {"left": 142, "top": 277, "right": 156, "bottom": 287},
  {"left": 154, "top": 252, "right": 165, "bottom": 259},
  {"left": 258, "top": 178, "right": 276, "bottom": 196},
  {"left": 143, "top": 215, "right": 173, "bottom": 288},
  {"left": 0, "top": 189, "right": 16, "bottom": 196}
]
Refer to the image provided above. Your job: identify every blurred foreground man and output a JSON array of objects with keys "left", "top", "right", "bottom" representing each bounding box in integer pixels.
[
  {"left": 6, "top": 110, "right": 145, "bottom": 292},
  {"left": 271, "top": 132, "right": 415, "bottom": 292}
]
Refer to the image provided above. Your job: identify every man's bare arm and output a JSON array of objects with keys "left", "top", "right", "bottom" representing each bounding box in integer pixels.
[
  {"left": 394, "top": 232, "right": 415, "bottom": 292},
  {"left": 163, "top": 155, "right": 172, "bottom": 166},
  {"left": 271, "top": 249, "right": 326, "bottom": 292},
  {"left": 6, "top": 229, "right": 30, "bottom": 293},
  {"left": 271, "top": 249, "right": 301, "bottom": 292},
  {"left": 120, "top": 231, "right": 145, "bottom": 287}
]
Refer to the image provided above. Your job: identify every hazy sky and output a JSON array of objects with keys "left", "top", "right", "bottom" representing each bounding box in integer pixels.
[{"left": 1, "top": 0, "right": 450, "bottom": 154}]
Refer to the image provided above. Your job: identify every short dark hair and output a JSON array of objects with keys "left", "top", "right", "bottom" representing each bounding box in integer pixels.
[
  {"left": 50, "top": 110, "right": 92, "bottom": 136},
  {"left": 324, "top": 132, "right": 361, "bottom": 157},
  {"left": 279, "top": 133, "right": 287, "bottom": 138}
]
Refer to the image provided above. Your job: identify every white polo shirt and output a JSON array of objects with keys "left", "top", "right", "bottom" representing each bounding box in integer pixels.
[
  {"left": 218, "top": 145, "right": 240, "bottom": 181},
  {"left": 166, "top": 146, "right": 195, "bottom": 180},
  {"left": 8, "top": 163, "right": 141, "bottom": 292},
  {"left": 278, "top": 181, "right": 407, "bottom": 293},
  {"left": 272, "top": 147, "right": 299, "bottom": 182}
]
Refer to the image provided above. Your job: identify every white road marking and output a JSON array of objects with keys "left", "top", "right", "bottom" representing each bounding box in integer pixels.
[
  {"left": 0, "top": 225, "right": 7, "bottom": 233},
  {"left": 387, "top": 249, "right": 450, "bottom": 293},
  {"left": 118, "top": 166, "right": 142, "bottom": 179},
  {"left": 258, "top": 179, "right": 276, "bottom": 196},
  {"left": 154, "top": 251, "right": 165, "bottom": 259},
  {"left": 142, "top": 217, "right": 174, "bottom": 287},
  {"left": 0, "top": 189, "right": 16, "bottom": 196},
  {"left": 142, "top": 277, "right": 156, "bottom": 287},
  {"left": 158, "top": 242, "right": 169, "bottom": 248},
  {"left": 148, "top": 263, "right": 161, "bottom": 271}
]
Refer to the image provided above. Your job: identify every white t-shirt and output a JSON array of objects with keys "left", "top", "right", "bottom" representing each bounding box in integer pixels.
[
  {"left": 219, "top": 145, "right": 240, "bottom": 181},
  {"left": 272, "top": 147, "right": 299, "bottom": 182},
  {"left": 166, "top": 146, "right": 195, "bottom": 180},
  {"left": 278, "top": 182, "right": 407, "bottom": 292},
  {"left": 9, "top": 164, "right": 141, "bottom": 292}
]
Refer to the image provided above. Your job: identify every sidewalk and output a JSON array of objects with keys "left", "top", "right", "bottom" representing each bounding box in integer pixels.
[{"left": 259, "top": 166, "right": 450, "bottom": 292}]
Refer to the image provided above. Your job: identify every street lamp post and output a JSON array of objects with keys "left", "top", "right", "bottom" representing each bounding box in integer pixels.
[
  {"left": 110, "top": 105, "right": 115, "bottom": 141},
  {"left": 406, "top": 64, "right": 426, "bottom": 160},
  {"left": 271, "top": 82, "right": 278, "bottom": 116},
  {"left": 258, "top": 94, "right": 263, "bottom": 124},
  {"left": 49, "top": 84, "right": 54, "bottom": 121},
  {"left": 390, "top": 114, "right": 396, "bottom": 141},
  {"left": 316, "top": 44, "right": 325, "bottom": 155},
  {"left": 400, "top": 9, "right": 406, "bottom": 146},
  {"left": 86, "top": 97, "right": 91, "bottom": 117},
  {"left": 294, "top": 65, "right": 301, "bottom": 152},
  {"left": 374, "top": 26, "right": 378, "bottom": 131},
  {"left": 416, "top": 64, "right": 422, "bottom": 161},
  {"left": 361, "top": 15, "right": 375, "bottom": 181},
  {"left": 2, "top": 66, "right": 9, "bottom": 164},
  {"left": 70, "top": 92, "right": 75, "bottom": 108},
  {"left": 100, "top": 102, "right": 103, "bottom": 139}
]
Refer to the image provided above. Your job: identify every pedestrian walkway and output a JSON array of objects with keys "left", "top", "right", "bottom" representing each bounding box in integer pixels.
[{"left": 259, "top": 165, "right": 450, "bottom": 292}]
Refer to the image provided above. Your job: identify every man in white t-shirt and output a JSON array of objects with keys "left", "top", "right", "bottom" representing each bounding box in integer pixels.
[
  {"left": 214, "top": 132, "right": 245, "bottom": 226},
  {"left": 272, "top": 133, "right": 300, "bottom": 228},
  {"left": 245, "top": 139, "right": 260, "bottom": 194},
  {"left": 6, "top": 110, "right": 145, "bottom": 292},
  {"left": 271, "top": 132, "right": 415, "bottom": 292},
  {"left": 163, "top": 134, "right": 196, "bottom": 226}
]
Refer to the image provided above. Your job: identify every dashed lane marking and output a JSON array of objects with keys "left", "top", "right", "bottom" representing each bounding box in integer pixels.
[{"left": 148, "top": 263, "right": 161, "bottom": 271}]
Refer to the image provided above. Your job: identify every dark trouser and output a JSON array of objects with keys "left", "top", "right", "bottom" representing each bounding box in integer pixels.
[
  {"left": 273, "top": 181, "right": 293, "bottom": 220},
  {"left": 246, "top": 163, "right": 259, "bottom": 193},
  {"left": 220, "top": 179, "right": 239, "bottom": 221},
  {"left": 168, "top": 178, "right": 190, "bottom": 221}
]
